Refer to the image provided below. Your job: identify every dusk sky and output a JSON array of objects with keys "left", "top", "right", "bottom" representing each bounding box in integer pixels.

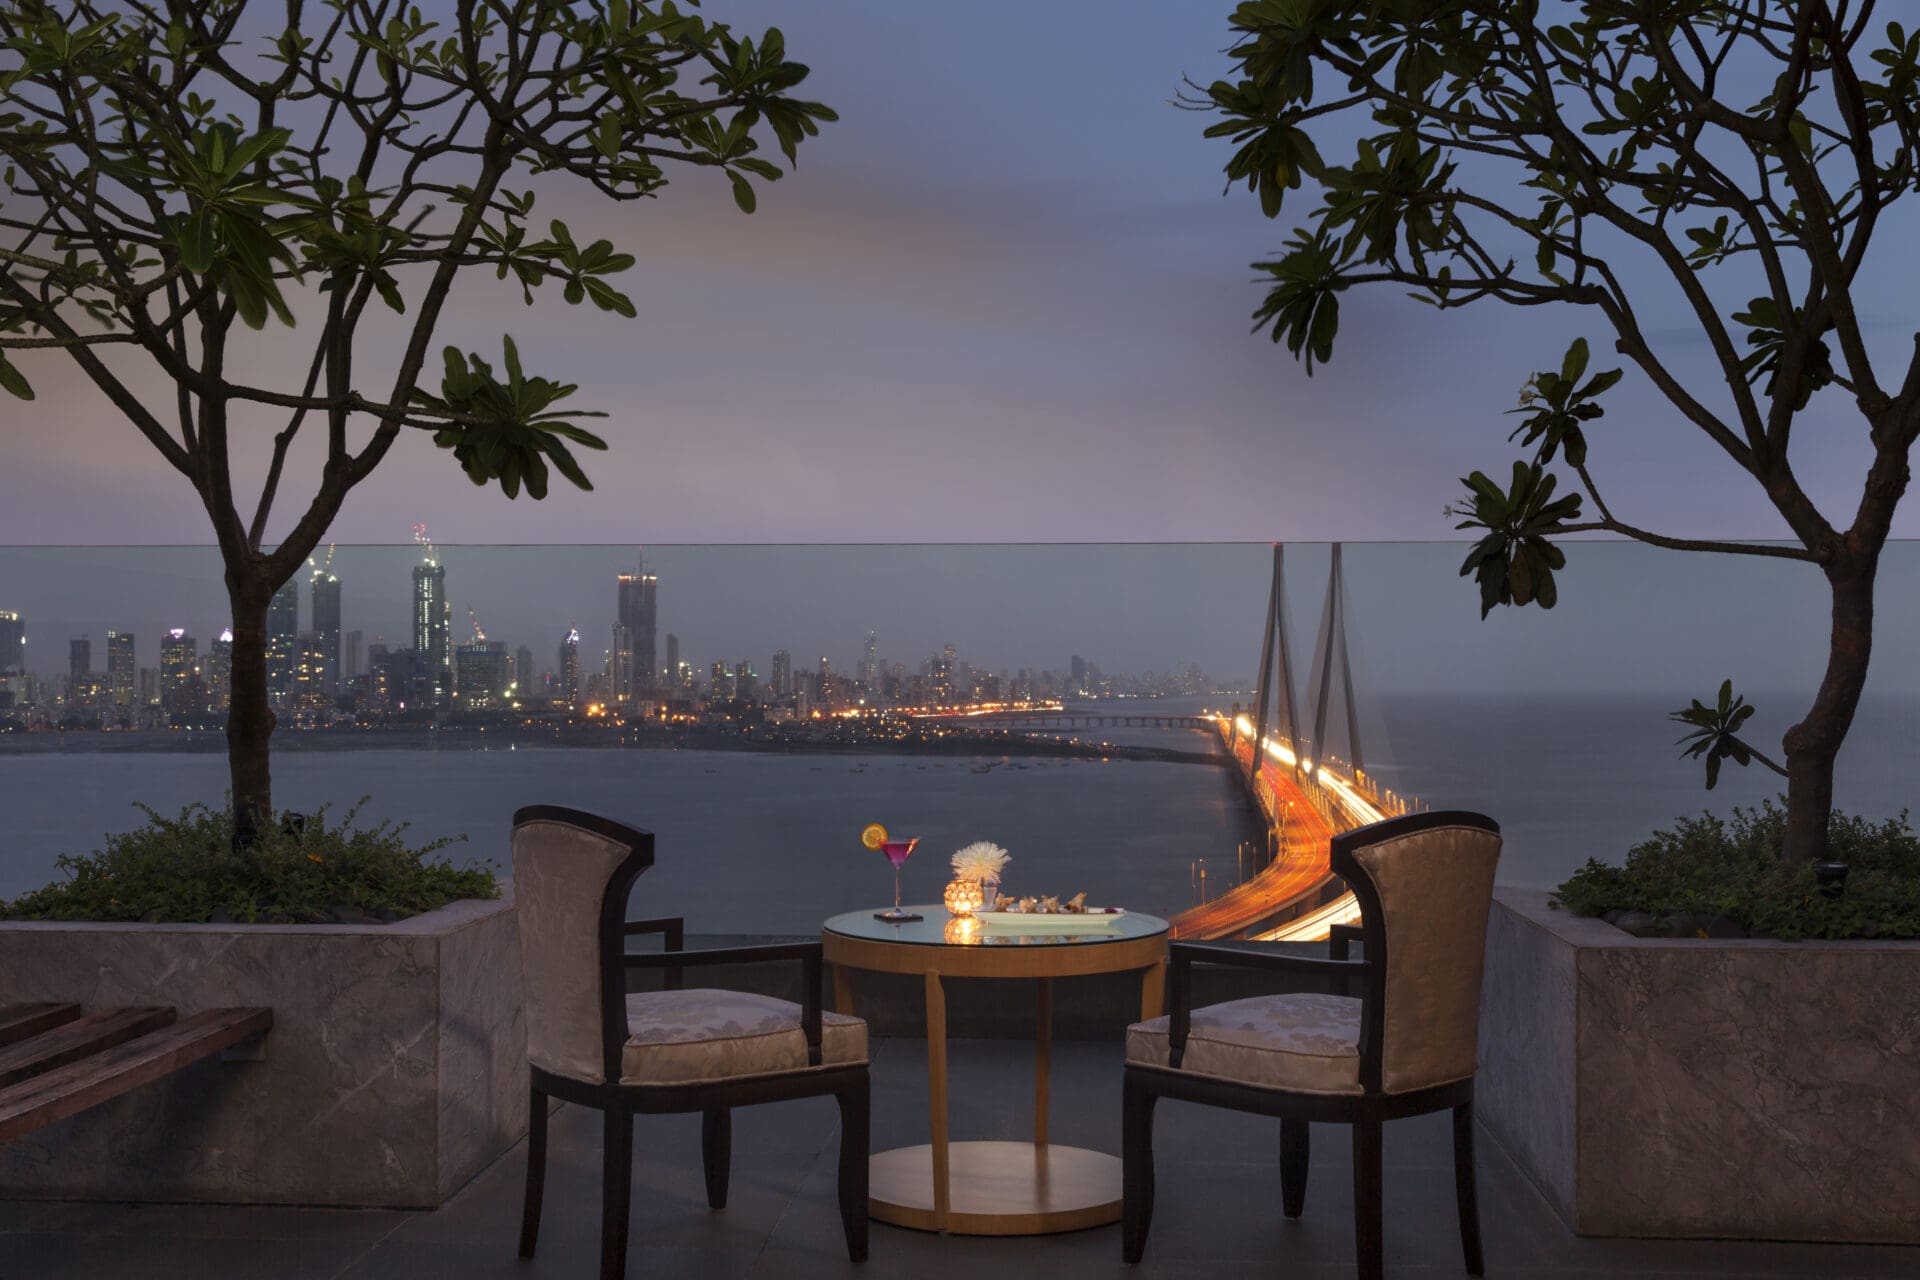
[{"left": 5, "top": 0, "right": 1918, "bottom": 550}]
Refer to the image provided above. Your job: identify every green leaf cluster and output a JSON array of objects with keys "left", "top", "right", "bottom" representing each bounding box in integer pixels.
[
  {"left": 1672, "top": 679, "right": 1770, "bottom": 790},
  {"left": 1453, "top": 461, "right": 1581, "bottom": 617},
  {"left": 413, "top": 337, "right": 608, "bottom": 500},
  {"left": 0, "top": 799, "right": 496, "bottom": 925},
  {"left": 1505, "top": 338, "right": 1620, "bottom": 469},
  {"left": 1552, "top": 801, "right": 1920, "bottom": 941}
]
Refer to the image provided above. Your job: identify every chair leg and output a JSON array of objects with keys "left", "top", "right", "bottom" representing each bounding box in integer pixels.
[
  {"left": 1453, "top": 1102, "right": 1485, "bottom": 1276},
  {"left": 601, "top": 1106, "right": 634, "bottom": 1280},
  {"left": 702, "top": 1107, "right": 732, "bottom": 1210},
  {"left": 1280, "top": 1118, "right": 1310, "bottom": 1219},
  {"left": 1352, "top": 1118, "right": 1383, "bottom": 1280},
  {"left": 1121, "top": 1070, "right": 1159, "bottom": 1264},
  {"left": 836, "top": 1073, "right": 871, "bottom": 1262},
  {"left": 518, "top": 1084, "right": 548, "bottom": 1259}
]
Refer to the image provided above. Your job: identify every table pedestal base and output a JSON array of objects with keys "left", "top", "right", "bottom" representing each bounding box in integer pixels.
[{"left": 869, "top": 1141, "right": 1121, "bottom": 1235}]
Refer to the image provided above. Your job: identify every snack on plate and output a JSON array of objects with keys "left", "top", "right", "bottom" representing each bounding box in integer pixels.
[{"left": 996, "top": 893, "right": 1095, "bottom": 914}]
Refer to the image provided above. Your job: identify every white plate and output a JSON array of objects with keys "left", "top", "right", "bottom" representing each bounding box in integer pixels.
[{"left": 975, "top": 910, "right": 1124, "bottom": 932}]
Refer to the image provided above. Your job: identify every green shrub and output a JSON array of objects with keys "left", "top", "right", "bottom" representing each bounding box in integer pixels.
[
  {"left": 0, "top": 800, "right": 497, "bottom": 924},
  {"left": 1553, "top": 799, "right": 1920, "bottom": 940}
]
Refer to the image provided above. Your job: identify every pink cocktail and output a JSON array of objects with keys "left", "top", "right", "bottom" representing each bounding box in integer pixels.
[{"left": 876, "top": 838, "right": 921, "bottom": 922}]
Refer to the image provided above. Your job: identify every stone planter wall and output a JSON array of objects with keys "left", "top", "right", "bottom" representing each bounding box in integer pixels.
[
  {"left": 1478, "top": 887, "right": 1920, "bottom": 1243},
  {"left": 0, "top": 888, "right": 524, "bottom": 1209}
]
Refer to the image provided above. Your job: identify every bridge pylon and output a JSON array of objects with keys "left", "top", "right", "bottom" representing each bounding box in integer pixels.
[
  {"left": 1248, "top": 544, "right": 1303, "bottom": 785},
  {"left": 1307, "top": 542, "right": 1364, "bottom": 777}
]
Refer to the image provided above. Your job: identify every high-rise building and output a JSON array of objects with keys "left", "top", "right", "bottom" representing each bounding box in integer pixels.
[
  {"left": 709, "top": 660, "right": 734, "bottom": 701},
  {"left": 68, "top": 636, "right": 90, "bottom": 695},
  {"left": 413, "top": 558, "right": 448, "bottom": 708},
  {"left": 609, "top": 622, "right": 633, "bottom": 705},
  {"left": 205, "top": 630, "right": 233, "bottom": 712},
  {"left": 513, "top": 644, "right": 534, "bottom": 699},
  {"left": 1070, "top": 653, "right": 1088, "bottom": 697},
  {"left": 311, "top": 569, "right": 342, "bottom": 694},
  {"left": 106, "top": 631, "right": 136, "bottom": 714},
  {"left": 664, "top": 634, "right": 679, "bottom": 692},
  {"left": 558, "top": 629, "right": 581, "bottom": 708},
  {"left": 0, "top": 610, "right": 22, "bottom": 673},
  {"left": 735, "top": 660, "right": 757, "bottom": 702},
  {"left": 290, "top": 632, "right": 332, "bottom": 720},
  {"left": 342, "top": 629, "right": 363, "bottom": 687},
  {"left": 160, "top": 629, "right": 197, "bottom": 717},
  {"left": 455, "top": 641, "right": 509, "bottom": 711},
  {"left": 266, "top": 579, "right": 299, "bottom": 699},
  {"left": 859, "top": 631, "right": 877, "bottom": 690},
  {"left": 770, "top": 649, "right": 792, "bottom": 699},
  {"left": 616, "top": 565, "right": 658, "bottom": 699}
]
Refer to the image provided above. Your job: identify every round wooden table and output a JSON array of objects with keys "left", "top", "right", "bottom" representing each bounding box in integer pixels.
[{"left": 822, "top": 907, "right": 1169, "bottom": 1236}]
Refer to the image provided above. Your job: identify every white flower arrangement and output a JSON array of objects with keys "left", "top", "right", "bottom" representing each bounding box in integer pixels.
[{"left": 950, "top": 841, "right": 1010, "bottom": 883}]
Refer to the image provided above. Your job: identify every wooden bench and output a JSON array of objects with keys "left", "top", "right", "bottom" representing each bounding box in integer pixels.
[{"left": 0, "top": 1002, "right": 272, "bottom": 1143}]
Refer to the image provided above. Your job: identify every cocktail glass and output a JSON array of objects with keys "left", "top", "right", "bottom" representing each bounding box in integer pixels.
[{"left": 875, "top": 838, "right": 921, "bottom": 922}]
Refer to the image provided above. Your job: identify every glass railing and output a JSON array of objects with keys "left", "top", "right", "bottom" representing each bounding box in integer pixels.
[{"left": 1, "top": 541, "right": 1914, "bottom": 934}]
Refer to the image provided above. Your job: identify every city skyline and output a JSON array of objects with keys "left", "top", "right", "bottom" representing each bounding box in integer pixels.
[{"left": 5, "top": 539, "right": 1920, "bottom": 701}]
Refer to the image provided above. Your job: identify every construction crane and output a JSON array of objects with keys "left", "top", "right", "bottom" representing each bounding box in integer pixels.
[
  {"left": 412, "top": 522, "right": 438, "bottom": 566},
  {"left": 466, "top": 605, "right": 486, "bottom": 644},
  {"left": 307, "top": 542, "right": 337, "bottom": 582}
]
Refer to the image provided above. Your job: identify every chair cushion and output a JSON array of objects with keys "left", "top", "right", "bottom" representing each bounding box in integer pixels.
[
  {"left": 621, "top": 989, "right": 867, "bottom": 1086},
  {"left": 1126, "top": 993, "right": 1362, "bottom": 1095}
]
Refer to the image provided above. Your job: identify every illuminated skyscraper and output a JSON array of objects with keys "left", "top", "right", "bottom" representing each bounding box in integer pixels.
[
  {"left": 205, "top": 630, "right": 233, "bottom": 712},
  {"left": 664, "top": 634, "right": 680, "bottom": 693},
  {"left": 455, "top": 641, "right": 509, "bottom": 711},
  {"left": 291, "top": 632, "right": 331, "bottom": 721},
  {"left": 413, "top": 558, "right": 448, "bottom": 708},
  {"left": 267, "top": 579, "right": 299, "bottom": 697},
  {"left": 106, "top": 630, "right": 136, "bottom": 713},
  {"left": 160, "top": 629, "right": 197, "bottom": 716},
  {"left": 311, "top": 569, "right": 342, "bottom": 693},
  {"left": 770, "top": 649, "right": 792, "bottom": 699},
  {"left": 0, "top": 610, "right": 22, "bottom": 673},
  {"left": 342, "top": 629, "right": 363, "bottom": 687},
  {"left": 558, "top": 629, "right": 581, "bottom": 708},
  {"left": 859, "top": 630, "right": 877, "bottom": 689},
  {"left": 513, "top": 644, "right": 534, "bottom": 698},
  {"left": 616, "top": 562, "right": 658, "bottom": 699}
]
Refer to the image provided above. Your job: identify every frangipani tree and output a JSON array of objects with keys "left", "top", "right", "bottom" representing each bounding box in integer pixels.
[
  {"left": 0, "top": 0, "right": 833, "bottom": 832},
  {"left": 1198, "top": 0, "right": 1920, "bottom": 863}
]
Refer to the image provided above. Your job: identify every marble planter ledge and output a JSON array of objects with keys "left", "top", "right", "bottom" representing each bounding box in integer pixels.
[
  {"left": 0, "top": 885, "right": 525, "bottom": 1209},
  {"left": 1477, "top": 886, "right": 1920, "bottom": 1244}
]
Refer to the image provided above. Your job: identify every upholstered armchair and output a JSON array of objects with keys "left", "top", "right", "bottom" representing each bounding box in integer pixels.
[
  {"left": 510, "top": 806, "right": 871, "bottom": 1280},
  {"left": 1121, "top": 811, "right": 1501, "bottom": 1280}
]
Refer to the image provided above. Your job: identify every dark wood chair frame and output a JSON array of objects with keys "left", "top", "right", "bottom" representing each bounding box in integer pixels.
[
  {"left": 512, "top": 805, "right": 869, "bottom": 1280},
  {"left": 1121, "top": 809, "right": 1500, "bottom": 1280}
]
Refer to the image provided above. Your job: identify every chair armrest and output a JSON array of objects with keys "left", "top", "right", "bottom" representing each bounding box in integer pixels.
[
  {"left": 622, "top": 942, "right": 824, "bottom": 1065},
  {"left": 1327, "top": 924, "right": 1364, "bottom": 961},
  {"left": 624, "top": 917, "right": 685, "bottom": 989},
  {"left": 1166, "top": 941, "right": 1370, "bottom": 1069}
]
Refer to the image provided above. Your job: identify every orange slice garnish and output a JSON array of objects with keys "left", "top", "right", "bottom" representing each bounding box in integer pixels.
[{"left": 860, "top": 822, "right": 889, "bottom": 850}]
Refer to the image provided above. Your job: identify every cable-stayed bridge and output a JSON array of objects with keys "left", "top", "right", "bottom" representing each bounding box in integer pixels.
[{"left": 1172, "top": 544, "right": 1419, "bottom": 941}]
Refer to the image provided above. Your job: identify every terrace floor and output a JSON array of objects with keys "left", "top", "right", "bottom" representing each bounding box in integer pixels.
[{"left": 2, "top": 1037, "right": 1914, "bottom": 1279}]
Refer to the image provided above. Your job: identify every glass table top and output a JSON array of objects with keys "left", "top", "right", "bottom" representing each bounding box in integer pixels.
[{"left": 823, "top": 906, "right": 1169, "bottom": 948}]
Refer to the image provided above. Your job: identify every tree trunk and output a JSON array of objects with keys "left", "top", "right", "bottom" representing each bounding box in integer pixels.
[
  {"left": 225, "top": 581, "right": 276, "bottom": 842},
  {"left": 1779, "top": 561, "right": 1878, "bottom": 866}
]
